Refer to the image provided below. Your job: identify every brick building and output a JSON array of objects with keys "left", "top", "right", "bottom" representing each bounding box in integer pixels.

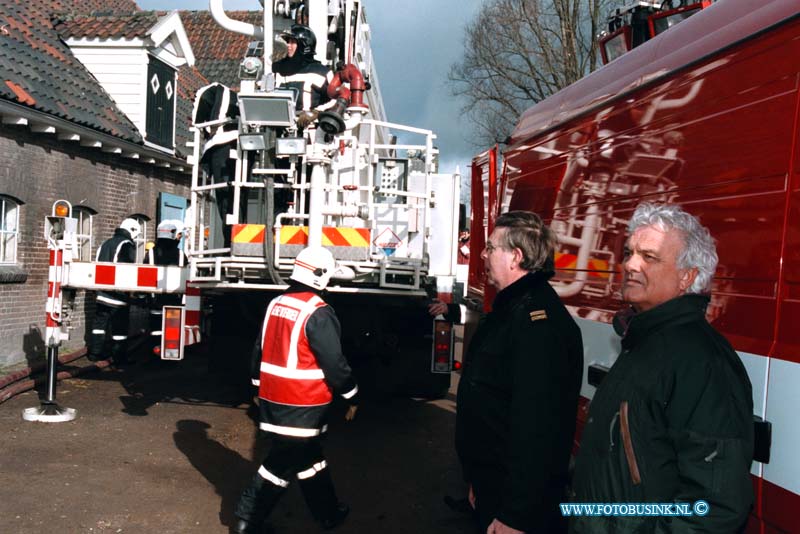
[{"left": 0, "top": 0, "right": 256, "bottom": 369}]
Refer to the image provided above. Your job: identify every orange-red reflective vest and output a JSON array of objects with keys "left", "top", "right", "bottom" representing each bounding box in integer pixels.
[{"left": 258, "top": 292, "right": 333, "bottom": 407}]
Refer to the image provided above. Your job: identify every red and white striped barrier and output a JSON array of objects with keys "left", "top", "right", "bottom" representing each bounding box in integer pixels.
[
  {"left": 45, "top": 249, "right": 66, "bottom": 344},
  {"left": 62, "top": 261, "right": 187, "bottom": 293}
]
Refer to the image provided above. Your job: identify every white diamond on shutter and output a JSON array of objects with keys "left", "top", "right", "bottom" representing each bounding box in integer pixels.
[
  {"left": 150, "top": 74, "right": 160, "bottom": 94},
  {"left": 165, "top": 80, "right": 173, "bottom": 100}
]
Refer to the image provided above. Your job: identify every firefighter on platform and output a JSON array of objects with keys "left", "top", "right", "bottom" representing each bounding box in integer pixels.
[
  {"left": 144, "top": 220, "right": 185, "bottom": 354},
  {"left": 233, "top": 246, "right": 358, "bottom": 534},
  {"left": 273, "top": 24, "right": 336, "bottom": 128},
  {"left": 86, "top": 218, "right": 140, "bottom": 365},
  {"left": 145, "top": 219, "right": 184, "bottom": 267}
]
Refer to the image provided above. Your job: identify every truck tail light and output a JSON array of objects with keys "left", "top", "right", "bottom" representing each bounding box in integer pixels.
[
  {"left": 431, "top": 319, "right": 453, "bottom": 374},
  {"left": 161, "top": 306, "right": 185, "bottom": 361}
]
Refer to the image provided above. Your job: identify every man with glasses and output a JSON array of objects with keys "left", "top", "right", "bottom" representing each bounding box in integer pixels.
[{"left": 456, "top": 211, "right": 584, "bottom": 534}]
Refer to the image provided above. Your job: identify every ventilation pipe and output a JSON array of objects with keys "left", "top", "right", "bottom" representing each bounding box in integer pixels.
[
  {"left": 209, "top": 0, "right": 272, "bottom": 72},
  {"left": 209, "top": 0, "right": 264, "bottom": 38}
]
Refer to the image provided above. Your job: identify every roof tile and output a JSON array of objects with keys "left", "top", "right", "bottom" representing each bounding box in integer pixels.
[
  {"left": 0, "top": 0, "right": 142, "bottom": 141},
  {"left": 180, "top": 10, "right": 262, "bottom": 90},
  {"left": 54, "top": 11, "right": 162, "bottom": 40},
  {"left": 0, "top": 1, "right": 264, "bottom": 158},
  {"left": 5, "top": 80, "right": 35, "bottom": 106}
]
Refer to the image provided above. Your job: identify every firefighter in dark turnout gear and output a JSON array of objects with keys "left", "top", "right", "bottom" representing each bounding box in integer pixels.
[
  {"left": 144, "top": 220, "right": 185, "bottom": 354},
  {"left": 273, "top": 24, "right": 336, "bottom": 128},
  {"left": 192, "top": 82, "right": 239, "bottom": 248},
  {"left": 456, "top": 211, "right": 584, "bottom": 534},
  {"left": 570, "top": 203, "right": 754, "bottom": 534},
  {"left": 87, "top": 218, "right": 140, "bottom": 364},
  {"left": 145, "top": 220, "right": 184, "bottom": 267},
  {"left": 233, "top": 246, "right": 358, "bottom": 534}
]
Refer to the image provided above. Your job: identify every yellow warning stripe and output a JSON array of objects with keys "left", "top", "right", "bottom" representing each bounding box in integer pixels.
[
  {"left": 323, "top": 227, "right": 370, "bottom": 247},
  {"left": 232, "top": 224, "right": 265, "bottom": 244},
  {"left": 280, "top": 226, "right": 370, "bottom": 247},
  {"left": 280, "top": 226, "right": 308, "bottom": 245}
]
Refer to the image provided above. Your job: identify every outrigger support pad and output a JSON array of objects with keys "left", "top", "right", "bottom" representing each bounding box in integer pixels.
[
  {"left": 22, "top": 346, "right": 76, "bottom": 423},
  {"left": 22, "top": 403, "right": 77, "bottom": 423}
]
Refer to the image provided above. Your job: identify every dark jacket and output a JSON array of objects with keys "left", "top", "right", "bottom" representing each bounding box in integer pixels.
[
  {"left": 145, "top": 238, "right": 184, "bottom": 309},
  {"left": 145, "top": 238, "right": 183, "bottom": 266},
  {"left": 570, "top": 294, "right": 754, "bottom": 534},
  {"left": 273, "top": 55, "right": 334, "bottom": 111},
  {"left": 252, "top": 284, "right": 358, "bottom": 434},
  {"left": 193, "top": 82, "right": 239, "bottom": 160},
  {"left": 95, "top": 228, "right": 136, "bottom": 308},
  {"left": 456, "top": 271, "right": 584, "bottom": 531}
]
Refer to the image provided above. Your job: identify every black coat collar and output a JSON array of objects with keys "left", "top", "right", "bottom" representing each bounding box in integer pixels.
[
  {"left": 617, "top": 293, "right": 710, "bottom": 349},
  {"left": 285, "top": 281, "right": 322, "bottom": 297},
  {"left": 492, "top": 270, "right": 553, "bottom": 311},
  {"left": 113, "top": 228, "right": 132, "bottom": 240}
]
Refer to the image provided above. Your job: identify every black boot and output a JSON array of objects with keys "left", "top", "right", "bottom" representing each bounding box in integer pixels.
[
  {"left": 233, "top": 472, "right": 285, "bottom": 533},
  {"left": 320, "top": 502, "right": 350, "bottom": 530},
  {"left": 298, "top": 467, "right": 348, "bottom": 529},
  {"left": 231, "top": 518, "right": 258, "bottom": 534},
  {"left": 231, "top": 518, "right": 276, "bottom": 534}
]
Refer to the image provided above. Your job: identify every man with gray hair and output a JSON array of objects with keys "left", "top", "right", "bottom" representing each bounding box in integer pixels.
[{"left": 570, "top": 202, "right": 754, "bottom": 533}]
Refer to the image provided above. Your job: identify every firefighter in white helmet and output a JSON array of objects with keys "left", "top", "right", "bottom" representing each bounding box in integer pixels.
[
  {"left": 144, "top": 220, "right": 185, "bottom": 355},
  {"left": 87, "top": 217, "right": 140, "bottom": 365},
  {"left": 233, "top": 246, "right": 358, "bottom": 533},
  {"left": 145, "top": 219, "right": 184, "bottom": 266}
]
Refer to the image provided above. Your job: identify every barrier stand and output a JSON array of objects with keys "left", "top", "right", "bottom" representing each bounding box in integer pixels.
[{"left": 23, "top": 203, "right": 76, "bottom": 422}]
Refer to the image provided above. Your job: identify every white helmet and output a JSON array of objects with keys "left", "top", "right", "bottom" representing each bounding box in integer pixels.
[
  {"left": 119, "top": 218, "right": 142, "bottom": 240},
  {"left": 156, "top": 219, "right": 183, "bottom": 240},
  {"left": 290, "top": 246, "right": 337, "bottom": 290}
]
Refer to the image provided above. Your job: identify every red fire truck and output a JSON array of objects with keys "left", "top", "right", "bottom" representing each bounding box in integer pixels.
[
  {"left": 37, "top": 0, "right": 459, "bottom": 416},
  {"left": 468, "top": 0, "right": 800, "bottom": 532}
]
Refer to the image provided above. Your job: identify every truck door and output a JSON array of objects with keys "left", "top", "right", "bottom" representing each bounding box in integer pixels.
[{"left": 467, "top": 147, "right": 498, "bottom": 311}]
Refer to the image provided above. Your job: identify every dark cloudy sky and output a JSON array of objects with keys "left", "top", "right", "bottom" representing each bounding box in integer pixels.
[{"left": 137, "top": 0, "right": 483, "bottom": 173}]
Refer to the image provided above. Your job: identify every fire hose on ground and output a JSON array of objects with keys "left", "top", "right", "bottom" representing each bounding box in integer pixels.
[{"left": 0, "top": 338, "right": 147, "bottom": 406}]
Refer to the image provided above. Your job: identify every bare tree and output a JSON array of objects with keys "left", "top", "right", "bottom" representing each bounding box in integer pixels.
[{"left": 450, "top": 0, "right": 610, "bottom": 148}]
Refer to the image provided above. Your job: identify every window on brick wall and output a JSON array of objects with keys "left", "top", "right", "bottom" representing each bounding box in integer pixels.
[
  {"left": 130, "top": 214, "right": 151, "bottom": 263},
  {"left": 73, "top": 207, "right": 95, "bottom": 262},
  {"left": 0, "top": 195, "right": 21, "bottom": 264}
]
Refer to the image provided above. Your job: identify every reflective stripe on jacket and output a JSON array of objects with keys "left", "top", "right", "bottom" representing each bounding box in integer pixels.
[
  {"left": 95, "top": 228, "right": 136, "bottom": 308},
  {"left": 274, "top": 61, "right": 335, "bottom": 111}
]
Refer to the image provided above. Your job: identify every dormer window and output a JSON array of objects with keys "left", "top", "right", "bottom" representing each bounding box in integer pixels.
[
  {"left": 146, "top": 56, "right": 177, "bottom": 149},
  {"left": 59, "top": 11, "right": 195, "bottom": 154}
]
